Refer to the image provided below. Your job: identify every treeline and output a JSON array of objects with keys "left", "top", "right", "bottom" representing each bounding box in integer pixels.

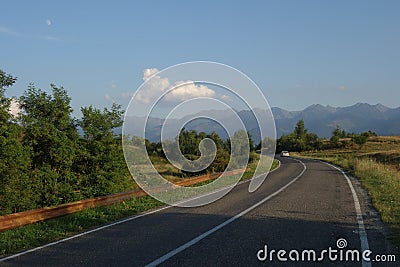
[
  {"left": 277, "top": 119, "right": 377, "bottom": 152},
  {"left": 142, "top": 129, "right": 257, "bottom": 175},
  {"left": 0, "top": 70, "right": 132, "bottom": 215}
]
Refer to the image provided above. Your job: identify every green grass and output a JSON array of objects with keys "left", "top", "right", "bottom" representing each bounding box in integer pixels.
[
  {"left": 0, "top": 157, "right": 279, "bottom": 257},
  {"left": 0, "top": 195, "right": 163, "bottom": 256},
  {"left": 294, "top": 136, "right": 400, "bottom": 252},
  {"left": 240, "top": 156, "right": 279, "bottom": 181},
  {"left": 353, "top": 158, "right": 400, "bottom": 252}
]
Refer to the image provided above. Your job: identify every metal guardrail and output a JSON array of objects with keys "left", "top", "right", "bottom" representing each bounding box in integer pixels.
[
  {"left": 0, "top": 169, "right": 244, "bottom": 232},
  {"left": 0, "top": 189, "right": 147, "bottom": 232}
]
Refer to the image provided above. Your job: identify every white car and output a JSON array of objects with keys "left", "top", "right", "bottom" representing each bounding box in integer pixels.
[{"left": 280, "top": 151, "right": 290, "bottom": 157}]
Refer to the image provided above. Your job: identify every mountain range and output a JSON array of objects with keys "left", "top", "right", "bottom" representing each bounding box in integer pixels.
[{"left": 123, "top": 103, "right": 400, "bottom": 143}]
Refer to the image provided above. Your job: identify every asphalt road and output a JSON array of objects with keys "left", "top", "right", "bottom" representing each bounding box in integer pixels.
[{"left": 1, "top": 157, "right": 398, "bottom": 266}]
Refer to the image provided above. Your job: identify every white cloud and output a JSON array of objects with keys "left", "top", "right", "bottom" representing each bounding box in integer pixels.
[
  {"left": 165, "top": 81, "right": 215, "bottom": 102},
  {"left": 8, "top": 98, "right": 22, "bottom": 117},
  {"left": 338, "top": 85, "right": 346, "bottom": 91},
  {"left": 134, "top": 68, "right": 170, "bottom": 104},
  {"left": 143, "top": 68, "right": 159, "bottom": 81},
  {"left": 111, "top": 80, "right": 117, "bottom": 89},
  {"left": 134, "top": 68, "right": 216, "bottom": 104},
  {"left": 46, "top": 19, "right": 52, "bottom": 26},
  {"left": 220, "top": 94, "right": 233, "bottom": 102},
  {"left": 0, "top": 26, "right": 19, "bottom": 36},
  {"left": 121, "top": 92, "right": 133, "bottom": 98}
]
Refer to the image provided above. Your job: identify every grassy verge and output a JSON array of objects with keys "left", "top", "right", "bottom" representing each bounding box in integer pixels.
[
  {"left": 0, "top": 195, "right": 163, "bottom": 256},
  {"left": 295, "top": 149, "right": 400, "bottom": 251},
  {"left": 0, "top": 158, "right": 279, "bottom": 257},
  {"left": 241, "top": 156, "right": 279, "bottom": 181}
]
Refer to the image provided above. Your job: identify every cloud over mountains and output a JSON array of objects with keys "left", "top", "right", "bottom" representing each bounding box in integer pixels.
[{"left": 133, "top": 68, "right": 221, "bottom": 105}]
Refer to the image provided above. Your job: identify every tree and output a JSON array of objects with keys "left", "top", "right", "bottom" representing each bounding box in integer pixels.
[
  {"left": 247, "top": 131, "right": 255, "bottom": 152},
  {"left": 207, "top": 148, "right": 230, "bottom": 173},
  {"left": 293, "top": 120, "right": 308, "bottom": 151},
  {"left": 229, "top": 130, "right": 250, "bottom": 169},
  {"left": 176, "top": 129, "right": 245, "bottom": 174},
  {"left": 352, "top": 133, "right": 368, "bottom": 146},
  {"left": 178, "top": 129, "right": 201, "bottom": 156},
  {"left": 330, "top": 126, "right": 347, "bottom": 148},
  {"left": 277, "top": 133, "right": 295, "bottom": 152},
  {"left": 332, "top": 125, "right": 346, "bottom": 139},
  {"left": 277, "top": 120, "right": 322, "bottom": 152},
  {"left": 361, "top": 130, "right": 377, "bottom": 138},
  {"left": 305, "top": 132, "right": 322, "bottom": 151},
  {"left": 294, "top": 119, "right": 307, "bottom": 139},
  {"left": 0, "top": 70, "right": 17, "bottom": 122},
  {"left": 256, "top": 137, "right": 276, "bottom": 154},
  {"left": 20, "top": 84, "right": 80, "bottom": 205},
  {"left": 330, "top": 135, "right": 340, "bottom": 147},
  {"left": 0, "top": 70, "right": 35, "bottom": 214},
  {"left": 208, "top": 131, "right": 225, "bottom": 150},
  {"left": 78, "top": 103, "right": 132, "bottom": 196}
]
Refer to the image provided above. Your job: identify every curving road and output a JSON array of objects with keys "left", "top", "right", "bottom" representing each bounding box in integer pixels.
[{"left": 1, "top": 157, "right": 397, "bottom": 266}]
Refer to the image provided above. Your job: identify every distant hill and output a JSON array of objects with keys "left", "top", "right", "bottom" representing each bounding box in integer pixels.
[
  {"left": 123, "top": 103, "right": 400, "bottom": 143},
  {"left": 273, "top": 103, "right": 400, "bottom": 138}
]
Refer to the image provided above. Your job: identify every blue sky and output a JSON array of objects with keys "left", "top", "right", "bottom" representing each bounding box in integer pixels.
[{"left": 1, "top": 1, "right": 399, "bottom": 117}]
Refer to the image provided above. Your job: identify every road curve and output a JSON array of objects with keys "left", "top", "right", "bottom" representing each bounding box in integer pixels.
[{"left": 1, "top": 157, "right": 397, "bottom": 266}]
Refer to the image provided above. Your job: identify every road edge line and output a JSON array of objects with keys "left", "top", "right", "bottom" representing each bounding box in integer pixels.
[
  {"left": 0, "top": 205, "right": 172, "bottom": 262},
  {"left": 321, "top": 161, "right": 371, "bottom": 267}
]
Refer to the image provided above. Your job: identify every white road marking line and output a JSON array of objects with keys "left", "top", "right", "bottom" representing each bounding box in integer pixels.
[
  {"left": 178, "top": 158, "right": 281, "bottom": 206},
  {"left": 0, "top": 205, "right": 172, "bottom": 262},
  {"left": 0, "top": 159, "right": 282, "bottom": 262},
  {"left": 145, "top": 158, "right": 306, "bottom": 267},
  {"left": 322, "top": 161, "right": 371, "bottom": 267}
]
